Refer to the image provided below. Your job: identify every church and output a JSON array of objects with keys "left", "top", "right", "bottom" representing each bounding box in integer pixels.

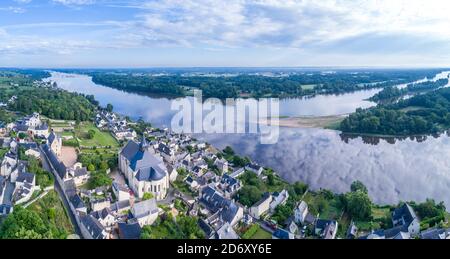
[{"left": 118, "top": 137, "right": 169, "bottom": 200}]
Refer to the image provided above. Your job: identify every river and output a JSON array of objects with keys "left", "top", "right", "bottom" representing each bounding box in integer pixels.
[{"left": 46, "top": 72, "right": 450, "bottom": 208}]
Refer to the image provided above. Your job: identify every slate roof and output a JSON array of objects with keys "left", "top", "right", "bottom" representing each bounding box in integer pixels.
[
  {"left": 42, "top": 144, "right": 67, "bottom": 179},
  {"left": 131, "top": 198, "right": 158, "bottom": 219},
  {"left": 136, "top": 166, "right": 166, "bottom": 181},
  {"left": 48, "top": 132, "right": 57, "bottom": 146},
  {"left": 420, "top": 228, "right": 448, "bottom": 240},
  {"left": 110, "top": 200, "right": 131, "bottom": 212},
  {"left": 70, "top": 194, "right": 86, "bottom": 209},
  {"left": 35, "top": 123, "right": 49, "bottom": 131},
  {"left": 200, "top": 186, "right": 241, "bottom": 224},
  {"left": 221, "top": 174, "right": 238, "bottom": 186},
  {"left": 19, "top": 143, "right": 38, "bottom": 150},
  {"left": 120, "top": 140, "right": 140, "bottom": 161},
  {"left": 315, "top": 219, "right": 337, "bottom": 231},
  {"left": 91, "top": 207, "right": 113, "bottom": 220},
  {"left": 129, "top": 148, "right": 163, "bottom": 171},
  {"left": 118, "top": 222, "right": 142, "bottom": 239},
  {"left": 112, "top": 181, "right": 129, "bottom": 193},
  {"left": 215, "top": 223, "right": 239, "bottom": 239},
  {"left": 273, "top": 229, "right": 294, "bottom": 239},
  {"left": 198, "top": 218, "right": 214, "bottom": 237},
  {"left": 73, "top": 167, "right": 88, "bottom": 177},
  {"left": 392, "top": 203, "right": 417, "bottom": 227},
  {"left": 16, "top": 171, "right": 35, "bottom": 184},
  {"left": 81, "top": 215, "right": 106, "bottom": 239}
]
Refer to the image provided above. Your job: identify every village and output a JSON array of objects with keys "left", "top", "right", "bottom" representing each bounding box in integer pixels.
[{"left": 1, "top": 107, "right": 450, "bottom": 240}]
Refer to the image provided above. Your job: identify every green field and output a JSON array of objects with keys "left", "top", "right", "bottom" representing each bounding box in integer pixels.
[
  {"left": 300, "top": 84, "right": 317, "bottom": 90},
  {"left": 27, "top": 190, "right": 74, "bottom": 238},
  {"left": 250, "top": 227, "right": 272, "bottom": 239},
  {"left": 0, "top": 148, "right": 8, "bottom": 160},
  {"left": 76, "top": 122, "right": 119, "bottom": 148}
]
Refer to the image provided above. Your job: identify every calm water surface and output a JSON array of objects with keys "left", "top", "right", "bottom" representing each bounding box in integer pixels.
[{"left": 47, "top": 72, "right": 450, "bottom": 208}]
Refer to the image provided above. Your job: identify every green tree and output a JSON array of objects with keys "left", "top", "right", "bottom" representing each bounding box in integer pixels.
[
  {"left": 87, "top": 164, "right": 96, "bottom": 172},
  {"left": 0, "top": 207, "right": 52, "bottom": 239},
  {"left": 142, "top": 193, "right": 154, "bottom": 201},
  {"left": 350, "top": 181, "right": 368, "bottom": 194},
  {"left": 106, "top": 103, "right": 114, "bottom": 112},
  {"left": 88, "top": 171, "right": 112, "bottom": 189},
  {"left": 236, "top": 186, "right": 263, "bottom": 207},
  {"left": 345, "top": 190, "right": 372, "bottom": 221},
  {"left": 293, "top": 182, "right": 308, "bottom": 196},
  {"left": 87, "top": 129, "right": 96, "bottom": 139}
]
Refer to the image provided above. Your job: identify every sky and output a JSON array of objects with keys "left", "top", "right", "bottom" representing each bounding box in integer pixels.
[{"left": 1, "top": 0, "right": 450, "bottom": 68}]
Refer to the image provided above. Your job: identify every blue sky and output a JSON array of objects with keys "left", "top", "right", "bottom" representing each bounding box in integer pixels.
[{"left": 1, "top": 0, "right": 450, "bottom": 68}]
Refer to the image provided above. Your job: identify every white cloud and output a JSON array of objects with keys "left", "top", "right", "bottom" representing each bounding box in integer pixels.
[
  {"left": 0, "top": 6, "right": 26, "bottom": 13},
  {"left": 52, "top": 0, "right": 95, "bottom": 5},
  {"left": 121, "top": 0, "right": 450, "bottom": 49},
  {"left": 14, "top": 0, "right": 32, "bottom": 3}
]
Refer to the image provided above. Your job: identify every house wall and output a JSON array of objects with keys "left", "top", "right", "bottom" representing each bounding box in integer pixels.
[
  {"left": 137, "top": 212, "right": 158, "bottom": 227},
  {"left": 250, "top": 196, "right": 272, "bottom": 219}
]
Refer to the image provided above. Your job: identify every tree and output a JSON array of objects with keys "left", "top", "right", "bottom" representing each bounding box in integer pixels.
[
  {"left": 87, "top": 164, "right": 96, "bottom": 172},
  {"left": 106, "top": 103, "right": 114, "bottom": 112},
  {"left": 177, "top": 216, "right": 205, "bottom": 239},
  {"left": 414, "top": 199, "right": 446, "bottom": 220},
  {"left": 345, "top": 190, "right": 372, "bottom": 221},
  {"left": 350, "top": 181, "right": 368, "bottom": 194},
  {"left": 267, "top": 173, "right": 275, "bottom": 186},
  {"left": 223, "top": 146, "right": 235, "bottom": 156},
  {"left": 142, "top": 193, "right": 154, "bottom": 201},
  {"left": 88, "top": 170, "right": 112, "bottom": 189},
  {"left": 99, "top": 161, "right": 109, "bottom": 170},
  {"left": 87, "top": 129, "right": 96, "bottom": 139},
  {"left": 0, "top": 207, "right": 52, "bottom": 239},
  {"left": 293, "top": 182, "right": 308, "bottom": 196},
  {"left": 236, "top": 186, "right": 263, "bottom": 207}
]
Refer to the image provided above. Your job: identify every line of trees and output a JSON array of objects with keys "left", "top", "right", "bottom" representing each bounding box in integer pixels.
[
  {"left": 341, "top": 87, "right": 450, "bottom": 135},
  {"left": 89, "top": 69, "right": 446, "bottom": 99}
]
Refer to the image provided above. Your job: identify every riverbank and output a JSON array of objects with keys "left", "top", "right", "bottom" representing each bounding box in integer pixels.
[{"left": 258, "top": 115, "right": 347, "bottom": 129}]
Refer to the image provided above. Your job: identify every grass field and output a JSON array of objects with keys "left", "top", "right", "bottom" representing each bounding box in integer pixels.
[
  {"left": 76, "top": 122, "right": 119, "bottom": 148},
  {"left": 250, "top": 227, "right": 272, "bottom": 239},
  {"left": 0, "top": 148, "right": 8, "bottom": 160},
  {"left": 300, "top": 84, "right": 317, "bottom": 90},
  {"left": 28, "top": 190, "right": 74, "bottom": 238}
]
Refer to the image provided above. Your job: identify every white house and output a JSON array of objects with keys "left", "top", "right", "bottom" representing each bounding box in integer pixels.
[
  {"left": 250, "top": 193, "right": 272, "bottom": 219},
  {"left": 91, "top": 208, "right": 117, "bottom": 230},
  {"left": 391, "top": 203, "right": 421, "bottom": 237},
  {"left": 67, "top": 164, "right": 89, "bottom": 186},
  {"left": 12, "top": 171, "right": 36, "bottom": 205},
  {"left": 47, "top": 131, "right": 62, "bottom": 157},
  {"left": 1, "top": 153, "right": 17, "bottom": 177},
  {"left": 294, "top": 201, "right": 309, "bottom": 225},
  {"left": 118, "top": 138, "right": 169, "bottom": 200},
  {"left": 214, "top": 158, "right": 229, "bottom": 173},
  {"left": 112, "top": 181, "right": 131, "bottom": 202},
  {"left": 245, "top": 163, "right": 264, "bottom": 176},
  {"left": 270, "top": 190, "right": 289, "bottom": 212},
  {"left": 130, "top": 198, "right": 159, "bottom": 227}
]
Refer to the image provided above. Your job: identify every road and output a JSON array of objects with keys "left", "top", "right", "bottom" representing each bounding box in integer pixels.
[{"left": 39, "top": 146, "right": 82, "bottom": 237}]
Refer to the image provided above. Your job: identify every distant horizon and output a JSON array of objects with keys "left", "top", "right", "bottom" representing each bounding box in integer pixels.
[{"left": 0, "top": 65, "right": 450, "bottom": 70}]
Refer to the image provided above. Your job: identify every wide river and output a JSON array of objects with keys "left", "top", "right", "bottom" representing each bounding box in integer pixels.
[{"left": 47, "top": 72, "right": 450, "bottom": 208}]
